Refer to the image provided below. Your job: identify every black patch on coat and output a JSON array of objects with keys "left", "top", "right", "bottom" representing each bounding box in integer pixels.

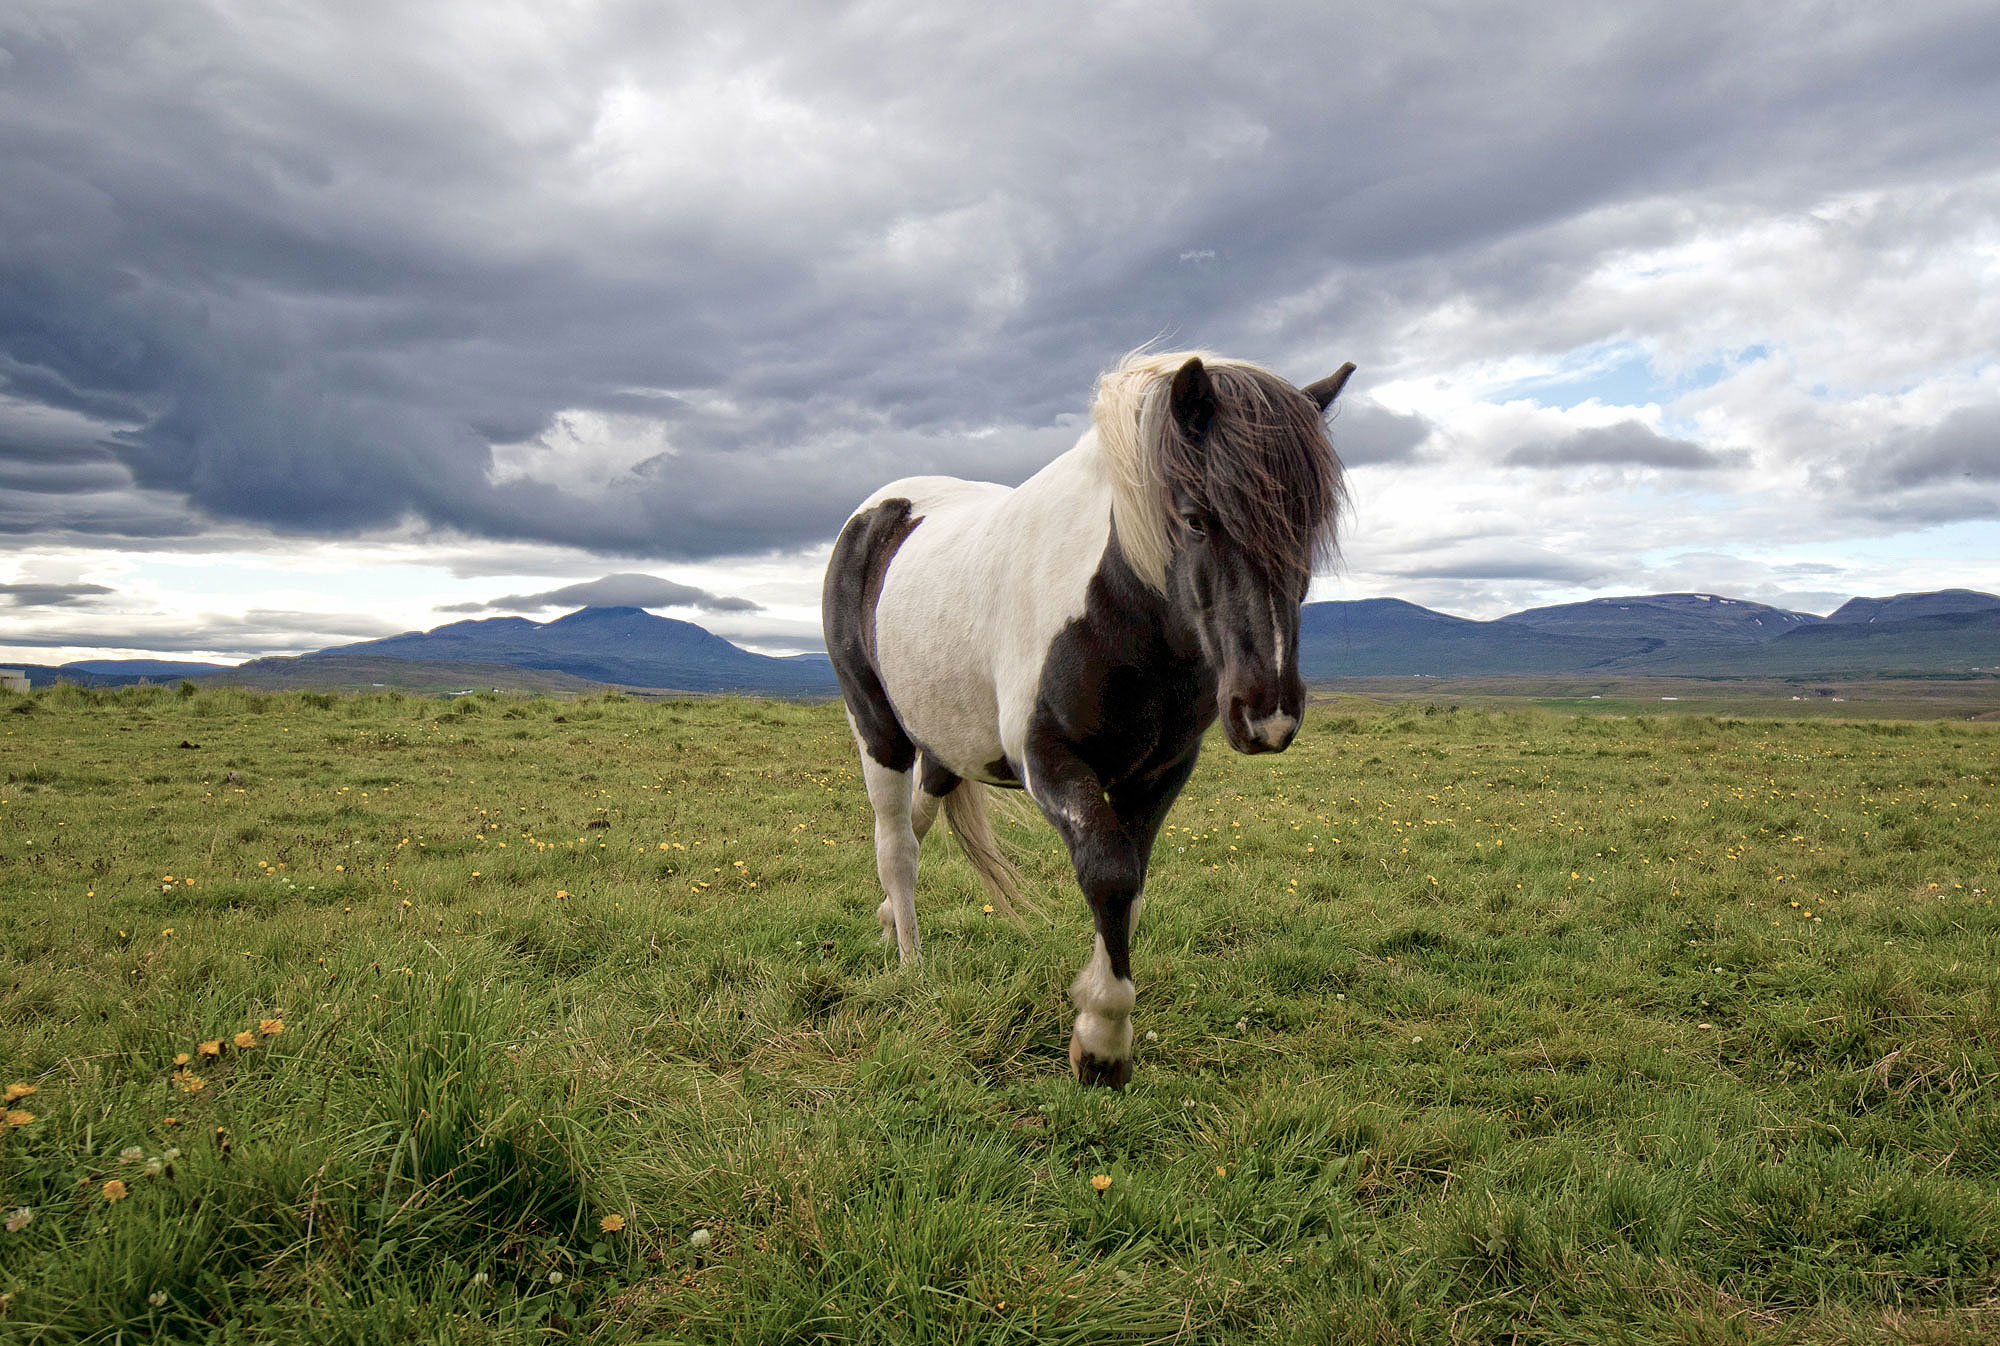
[
  {"left": 1030, "top": 531, "right": 1216, "bottom": 804},
  {"left": 981, "top": 755, "right": 1020, "bottom": 786},
  {"left": 822, "top": 498, "right": 922, "bottom": 772},
  {"left": 919, "top": 754, "right": 961, "bottom": 800},
  {"left": 1024, "top": 532, "right": 1216, "bottom": 986}
]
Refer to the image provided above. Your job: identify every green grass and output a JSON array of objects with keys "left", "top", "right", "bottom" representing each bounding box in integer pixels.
[
  {"left": 1312, "top": 674, "right": 2000, "bottom": 721},
  {"left": 2, "top": 683, "right": 1997, "bottom": 1343}
]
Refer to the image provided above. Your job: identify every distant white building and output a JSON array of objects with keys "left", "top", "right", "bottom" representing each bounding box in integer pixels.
[{"left": 0, "top": 670, "right": 28, "bottom": 693}]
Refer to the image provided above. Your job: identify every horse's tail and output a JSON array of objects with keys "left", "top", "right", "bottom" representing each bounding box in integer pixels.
[{"left": 940, "top": 782, "right": 1045, "bottom": 925}]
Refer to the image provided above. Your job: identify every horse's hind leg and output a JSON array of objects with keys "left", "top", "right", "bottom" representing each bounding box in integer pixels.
[{"left": 860, "top": 753, "right": 924, "bottom": 962}]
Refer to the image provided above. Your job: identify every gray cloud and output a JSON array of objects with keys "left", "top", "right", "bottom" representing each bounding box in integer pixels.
[
  {"left": 1505, "top": 421, "right": 1743, "bottom": 471},
  {"left": 1330, "top": 401, "right": 1434, "bottom": 468},
  {"left": 1392, "top": 546, "right": 1609, "bottom": 584},
  {"left": 444, "top": 572, "right": 759, "bottom": 614},
  {"left": 0, "top": 582, "right": 114, "bottom": 607},
  {"left": 1871, "top": 404, "right": 2000, "bottom": 489},
  {"left": 4, "top": 1, "right": 1995, "bottom": 569},
  {"left": 1, "top": 608, "right": 402, "bottom": 655}
]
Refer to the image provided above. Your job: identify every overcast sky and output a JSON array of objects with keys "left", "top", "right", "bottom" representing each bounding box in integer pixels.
[{"left": 4, "top": 0, "right": 1998, "bottom": 664}]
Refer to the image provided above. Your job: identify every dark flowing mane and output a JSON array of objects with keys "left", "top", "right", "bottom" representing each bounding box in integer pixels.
[{"left": 1092, "top": 351, "right": 1345, "bottom": 592}]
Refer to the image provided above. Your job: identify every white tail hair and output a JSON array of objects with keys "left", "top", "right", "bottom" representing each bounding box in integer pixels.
[{"left": 940, "top": 781, "right": 1045, "bottom": 924}]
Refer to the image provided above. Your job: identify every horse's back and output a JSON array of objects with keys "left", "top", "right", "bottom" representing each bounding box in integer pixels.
[
  {"left": 843, "top": 448, "right": 1114, "bottom": 782},
  {"left": 858, "top": 475, "right": 1010, "bottom": 521}
]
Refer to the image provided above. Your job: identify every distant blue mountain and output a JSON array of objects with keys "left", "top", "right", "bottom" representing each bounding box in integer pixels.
[
  {"left": 65, "top": 659, "right": 233, "bottom": 677},
  {"left": 13, "top": 588, "right": 1996, "bottom": 697},
  {"left": 9, "top": 660, "right": 230, "bottom": 688},
  {"left": 1298, "top": 589, "right": 2000, "bottom": 678},
  {"left": 303, "top": 605, "right": 840, "bottom": 694},
  {"left": 1824, "top": 589, "right": 2000, "bottom": 624},
  {"left": 1299, "top": 598, "right": 1644, "bottom": 675},
  {"left": 1497, "top": 593, "right": 1821, "bottom": 645}
]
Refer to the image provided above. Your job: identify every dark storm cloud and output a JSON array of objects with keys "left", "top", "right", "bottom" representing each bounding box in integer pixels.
[
  {"left": 1505, "top": 421, "right": 1744, "bottom": 471},
  {"left": 1798, "top": 404, "right": 2000, "bottom": 529},
  {"left": 444, "top": 572, "right": 759, "bottom": 614},
  {"left": 2, "top": 1, "right": 1997, "bottom": 562},
  {"left": 1329, "top": 401, "right": 1433, "bottom": 468},
  {"left": 1871, "top": 405, "right": 2000, "bottom": 489},
  {"left": 0, "top": 581, "right": 113, "bottom": 607}
]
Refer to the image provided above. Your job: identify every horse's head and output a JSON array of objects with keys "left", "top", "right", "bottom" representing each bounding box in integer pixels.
[{"left": 1155, "top": 356, "right": 1352, "bottom": 755}]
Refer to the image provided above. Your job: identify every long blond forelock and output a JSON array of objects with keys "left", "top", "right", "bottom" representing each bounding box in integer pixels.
[{"left": 1091, "top": 349, "right": 1261, "bottom": 594}]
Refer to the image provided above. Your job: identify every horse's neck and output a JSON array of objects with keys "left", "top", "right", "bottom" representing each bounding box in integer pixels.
[{"left": 1006, "top": 433, "right": 1201, "bottom": 661}]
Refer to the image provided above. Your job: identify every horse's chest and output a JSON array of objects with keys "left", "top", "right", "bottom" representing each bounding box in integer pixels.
[{"left": 1053, "top": 648, "right": 1214, "bottom": 786}]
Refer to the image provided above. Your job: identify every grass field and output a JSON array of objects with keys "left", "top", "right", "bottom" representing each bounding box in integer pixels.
[
  {"left": 1312, "top": 675, "right": 2000, "bottom": 722},
  {"left": 1, "top": 683, "right": 1997, "bottom": 1343}
]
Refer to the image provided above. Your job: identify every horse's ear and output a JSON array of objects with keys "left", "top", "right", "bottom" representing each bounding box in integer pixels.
[
  {"left": 1304, "top": 362, "right": 1357, "bottom": 412},
  {"left": 1169, "top": 356, "right": 1217, "bottom": 442}
]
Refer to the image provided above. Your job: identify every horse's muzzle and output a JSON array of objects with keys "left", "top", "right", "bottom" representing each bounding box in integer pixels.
[{"left": 1221, "top": 697, "right": 1300, "bottom": 754}]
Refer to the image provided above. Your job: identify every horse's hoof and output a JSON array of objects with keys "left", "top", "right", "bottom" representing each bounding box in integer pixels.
[{"left": 1070, "top": 1036, "right": 1133, "bottom": 1089}]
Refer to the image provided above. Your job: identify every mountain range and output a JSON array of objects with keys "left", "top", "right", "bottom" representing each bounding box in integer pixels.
[{"left": 11, "top": 589, "right": 2000, "bottom": 694}]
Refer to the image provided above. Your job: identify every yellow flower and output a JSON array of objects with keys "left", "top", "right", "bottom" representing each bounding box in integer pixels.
[
  {"left": 172, "top": 1070, "right": 206, "bottom": 1094},
  {"left": 982, "top": 904, "right": 994, "bottom": 914},
  {"left": 1090, "top": 1173, "right": 1112, "bottom": 1192},
  {"left": 3, "top": 1110, "right": 33, "bottom": 1127},
  {"left": 173, "top": 1052, "right": 190, "bottom": 1066},
  {"left": 198, "top": 1040, "right": 221, "bottom": 1057},
  {"left": 233, "top": 1031, "right": 256, "bottom": 1049},
  {"left": 600, "top": 1213, "right": 626, "bottom": 1233},
  {"left": 102, "top": 1179, "right": 128, "bottom": 1202},
  {"left": 258, "top": 1019, "right": 283, "bottom": 1037},
  {"left": 2, "top": 1083, "right": 32, "bottom": 1103}
]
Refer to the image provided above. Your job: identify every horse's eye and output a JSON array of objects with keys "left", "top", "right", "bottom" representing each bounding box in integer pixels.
[{"left": 1180, "top": 512, "right": 1207, "bottom": 538}]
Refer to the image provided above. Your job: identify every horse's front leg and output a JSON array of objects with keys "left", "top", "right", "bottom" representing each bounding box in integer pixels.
[{"left": 1024, "top": 742, "right": 1146, "bottom": 1088}]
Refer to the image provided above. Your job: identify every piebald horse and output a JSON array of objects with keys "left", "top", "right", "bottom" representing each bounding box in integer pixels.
[{"left": 822, "top": 350, "right": 1352, "bottom": 1086}]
